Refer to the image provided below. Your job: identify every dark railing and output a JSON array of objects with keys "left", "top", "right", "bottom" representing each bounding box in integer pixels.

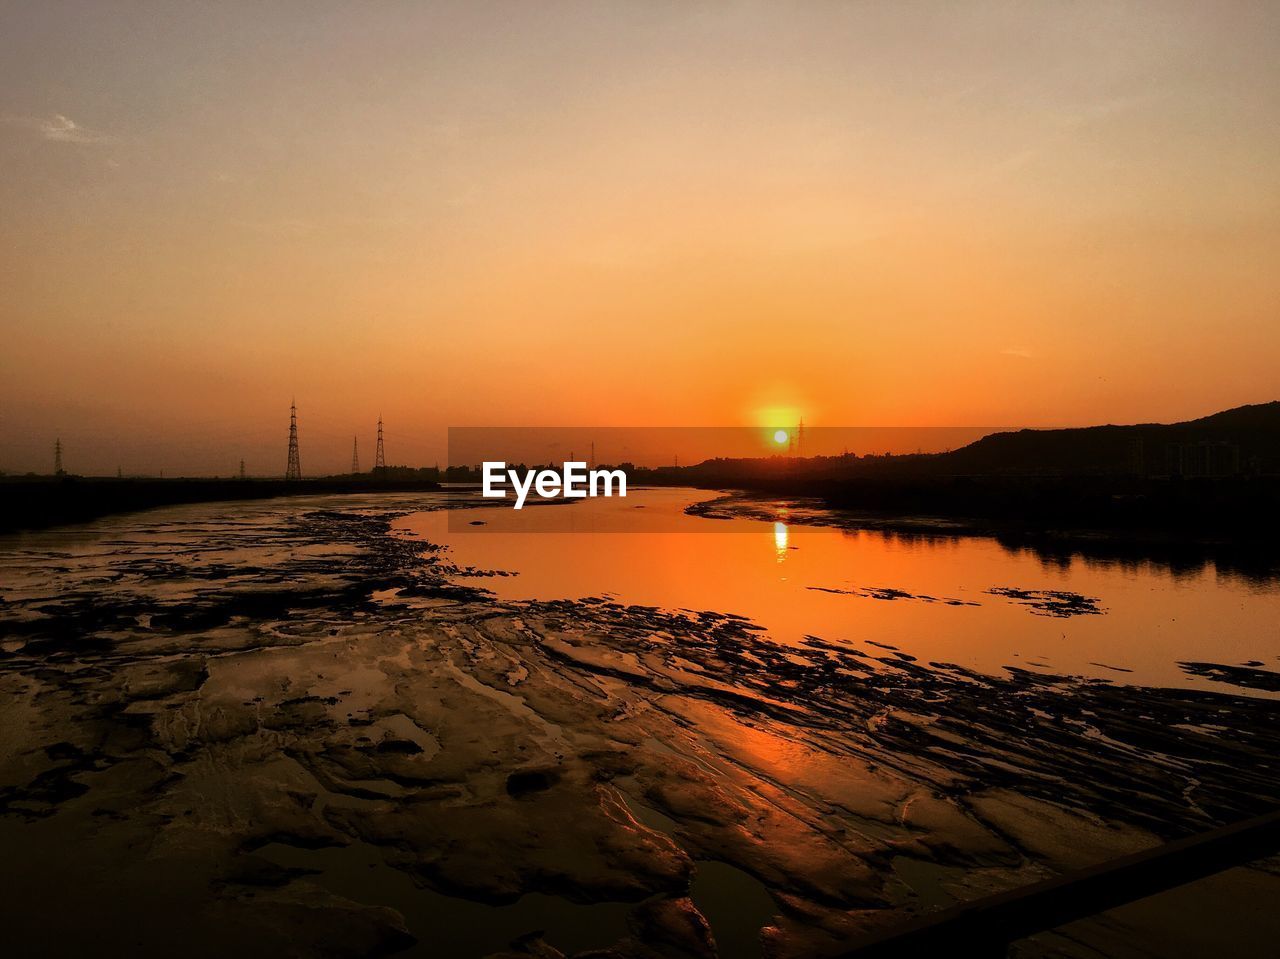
[{"left": 840, "top": 809, "right": 1280, "bottom": 957}]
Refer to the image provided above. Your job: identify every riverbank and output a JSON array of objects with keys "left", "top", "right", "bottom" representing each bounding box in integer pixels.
[
  {"left": 0, "top": 476, "right": 442, "bottom": 533},
  {"left": 685, "top": 490, "right": 1280, "bottom": 582}
]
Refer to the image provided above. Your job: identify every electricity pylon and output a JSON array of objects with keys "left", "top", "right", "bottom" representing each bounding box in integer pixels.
[{"left": 285, "top": 401, "right": 301, "bottom": 480}]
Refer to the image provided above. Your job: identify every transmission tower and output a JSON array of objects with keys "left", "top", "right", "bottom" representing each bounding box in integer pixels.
[
  {"left": 374, "top": 416, "right": 386, "bottom": 472},
  {"left": 54, "top": 438, "right": 64, "bottom": 476},
  {"left": 285, "top": 401, "right": 302, "bottom": 480},
  {"left": 351, "top": 436, "right": 360, "bottom": 474},
  {"left": 239, "top": 459, "right": 246, "bottom": 480}
]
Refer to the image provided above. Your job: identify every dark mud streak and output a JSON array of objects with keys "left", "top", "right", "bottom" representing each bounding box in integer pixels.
[
  {"left": 985, "top": 588, "right": 1105, "bottom": 618},
  {"left": 1179, "top": 662, "right": 1280, "bottom": 693},
  {"left": 807, "top": 586, "right": 980, "bottom": 608}
]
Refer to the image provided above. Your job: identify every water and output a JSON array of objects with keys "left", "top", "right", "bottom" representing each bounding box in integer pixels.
[{"left": 403, "top": 487, "right": 1280, "bottom": 693}]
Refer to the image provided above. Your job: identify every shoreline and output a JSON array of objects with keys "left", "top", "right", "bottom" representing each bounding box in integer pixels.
[
  {"left": 0, "top": 476, "right": 443, "bottom": 533},
  {"left": 686, "top": 492, "right": 1280, "bottom": 580}
]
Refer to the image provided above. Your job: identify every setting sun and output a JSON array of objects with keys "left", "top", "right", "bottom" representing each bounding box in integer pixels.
[{"left": 773, "top": 430, "right": 789, "bottom": 446}]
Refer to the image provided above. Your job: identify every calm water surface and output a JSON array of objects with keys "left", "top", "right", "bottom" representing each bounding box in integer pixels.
[{"left": 404, "top": 487, "right": 1280, "bottom": 693}]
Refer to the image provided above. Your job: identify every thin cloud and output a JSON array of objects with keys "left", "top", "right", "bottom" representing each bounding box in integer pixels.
[
  {"left": 1001, "top": 347, "right": 1035, "bottom": 359},
  {"left": 2, "top": 113, "right": 115, "bottom": 144}
]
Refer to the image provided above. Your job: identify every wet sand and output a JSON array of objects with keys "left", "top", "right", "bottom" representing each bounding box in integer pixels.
[{"left": 1, "top": 493, "right": 1278, "bottom": 957}]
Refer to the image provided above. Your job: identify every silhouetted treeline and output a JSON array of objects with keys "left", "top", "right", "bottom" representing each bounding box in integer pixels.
[{"left": 780, "top": 475, "right": 1277, "bottom": 537}]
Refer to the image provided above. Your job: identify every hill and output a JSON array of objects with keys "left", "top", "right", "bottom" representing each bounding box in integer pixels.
[
  {"left": 630, "top": 402, "right": 1280, "bottom": 542},
  {"left": 936, "top": 402, "right": 1280, "bottom": 477}
]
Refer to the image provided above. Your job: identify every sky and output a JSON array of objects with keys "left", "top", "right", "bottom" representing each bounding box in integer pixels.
[{"left": 1, "top": 1, "right": 1278, "bottom": 476}]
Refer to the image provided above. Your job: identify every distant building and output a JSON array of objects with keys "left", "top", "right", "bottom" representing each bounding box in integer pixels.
[
  {"left": 1129, "top": 437, "right": 1145, "bottom": 475},
  {"left": 1164, "top": 441, "right": 1241, "bottom": 478}
]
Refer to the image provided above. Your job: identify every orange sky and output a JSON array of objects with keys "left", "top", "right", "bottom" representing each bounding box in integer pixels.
[{"left": 2, "top": 2, "right": 1278, "bottom": 476}]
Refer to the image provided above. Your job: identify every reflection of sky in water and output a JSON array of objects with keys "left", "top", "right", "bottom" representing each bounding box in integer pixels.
[{"left": 406, "top": 488, "right": 1280, "bottom": 695}]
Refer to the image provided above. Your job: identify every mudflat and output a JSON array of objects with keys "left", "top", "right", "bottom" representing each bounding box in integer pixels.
[{"left": 1, "top": 492, "right": 1278, "bottom": 958}]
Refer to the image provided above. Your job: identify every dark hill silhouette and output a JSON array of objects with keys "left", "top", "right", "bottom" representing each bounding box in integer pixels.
[
  {"left": 935, "top": 402, "right": 1280, "bottom": 477},
  {"left": 632, "top": 401, "right": 1280, "bottom": 485},
  {"left": 1193, "top": 401, "right": 1280, "bottom": 430},
  {"left": 631, "top": 402, "right": 1280, "bottom": 542}
]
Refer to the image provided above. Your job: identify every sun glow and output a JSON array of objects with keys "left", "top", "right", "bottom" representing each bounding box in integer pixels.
[{"left": 773, "top": 430, "right": 789, "bottom": 445}]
